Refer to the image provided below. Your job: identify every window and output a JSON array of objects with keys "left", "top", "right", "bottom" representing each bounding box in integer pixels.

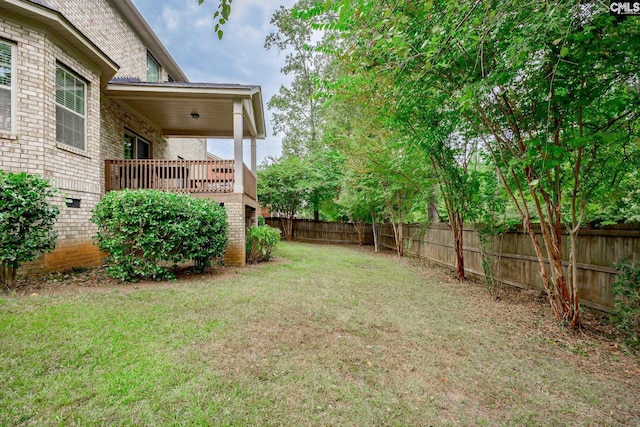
[
  {"left": 0, "top": 40, "right": 15, "bottom": 133},
  {"left": 124, "top": 130, "right": 150, "bottom": 159},
  {"left": 146, "top": 52, "right": 160, "bottom": 82},
  {"left": 55, "top": 65, "right": 86, "bottom": 150}
]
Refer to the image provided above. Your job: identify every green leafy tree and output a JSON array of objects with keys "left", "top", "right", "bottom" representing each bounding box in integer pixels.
[
  {"left": 0, "top": 171, "right": 59, "bottom": 287},
  {"left": 406, "top": 124, "right": 483, "bottom": 280},
  {"left": 448, "top": 2, "right": 639, "bottom": 327},
  {"left": 303, "top": 149, "right": 344, "bottom": 220},
  {"left": 611, "top": 260, "right": 640, "bottom": 350},
  {"left": 322, "top": 77, "right": 435, "bottom": 256},
  {"left": 314, "top": 0, "right": 640, "bottom": 327},
  {"left": 337, "top": 169, "right": 386, "bottom": 251},
  {"left": 265, "top": 0, "right": 333, "bottom": 156},
  {"left": 198, "top": 0, "right": 233, "bottom": 40},
  {"left": 258, "top": 156, "right": 308, "bottom": 240},
  {"left": 585, "top": 169, "right": 640, "bottom": 224}
]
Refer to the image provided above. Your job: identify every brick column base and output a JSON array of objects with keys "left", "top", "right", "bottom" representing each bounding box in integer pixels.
[{"left": 224, "top": 202, "right": 246, "bottom": 266}]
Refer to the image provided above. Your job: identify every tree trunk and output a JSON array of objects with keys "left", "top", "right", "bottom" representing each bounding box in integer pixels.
[
  {"left": 397, "top": 221, "right": 404, "bottom": 257},
  {"left": 428, "top": 185, "right": 439, "bottom": 224},
  {"left": 371, "top": 209, "right": 379, "bottom": 252},
  {"left": 527, "top": 202, "right": 579, "bottom": 327},
  {"left": 567, "top": 228, "right": 581, "bottom": 328},
  {"left": 1, "top": 263, "right": 17, "bottom": 289},
  {"left": 390, "top": 220, "right": 403, "bottom": 257},
  {"left": 544, "top": 229, "right": 577, "bottom": 326},
  {"left": 452, "top": 213, "right": 465, "bottom": 281},
  {"left": 385, "top": 194, "right": 404, "bottom": 257},
  {"left": 281, "top": 217, "right": 294, "bottom": 240}
]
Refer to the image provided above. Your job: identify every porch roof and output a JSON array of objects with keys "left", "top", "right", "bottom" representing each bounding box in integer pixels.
[{"left": 104, "top": 81, "right": 266, "bottom": 139}]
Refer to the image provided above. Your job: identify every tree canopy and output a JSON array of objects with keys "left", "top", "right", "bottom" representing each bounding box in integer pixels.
[{"left": 256, "top": 0, "right": 640, "bottom": 328}]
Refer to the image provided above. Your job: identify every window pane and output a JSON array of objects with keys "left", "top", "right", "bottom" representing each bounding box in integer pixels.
[
  {"left": 124, "top": 134, "right": 134, "bottom": 159},
  {"left": 56, "top": 67, "right": 85, "bottom": 115},
  {"left": 72, "top": 113, "right": 84, "bottom": 149},
  {"left": 55, "top": 65, "right": 86, "bottom": 149},
  {"left": 75, "top": 76, "right": 84, "bottom": 115},
  {"left": 147, "top": 53, "right": 160, "bottom": 82},
  {"left": 0, "top": 88, "right": 10, "bottom": 131},
  {"left": 64, "top": 72, "right": 75, "bottom": 111},
  {"left": 136, "top": 139, "right": 150, "bottom": 159},
  {"left": 0, "top": 42, "right": 11, "bottom": 87},
  {"left": 56, "top": 67, "right": 65, "bottom": 106},
  {"left": 0, "top": 42, "right": 12, "bottom": 132}
]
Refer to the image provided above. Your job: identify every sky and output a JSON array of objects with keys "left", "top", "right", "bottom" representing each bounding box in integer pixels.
[{"left": 130, "top": 0, "right": 298, "bottom": 164}]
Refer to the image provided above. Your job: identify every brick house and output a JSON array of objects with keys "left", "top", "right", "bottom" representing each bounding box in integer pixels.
[{"left": 0, "top": 0, "right": 265, "bottom": 274}]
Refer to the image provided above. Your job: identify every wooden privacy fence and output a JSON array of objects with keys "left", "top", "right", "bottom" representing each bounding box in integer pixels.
[
  {"left": 267, "top": 218, "right": 640, "bottom": 311},
  {"left": 377, "top": 223, "right": 639, "bottom": 312},
  {"left": 265, "top": 218, "right": 373, "bottom": 245}
]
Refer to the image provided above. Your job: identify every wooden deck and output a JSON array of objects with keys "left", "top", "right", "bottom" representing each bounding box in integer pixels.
[{"left": 105, "top": 159, "right": 256, "bottom": 200}]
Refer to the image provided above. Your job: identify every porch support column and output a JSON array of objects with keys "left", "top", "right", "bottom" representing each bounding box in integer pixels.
[
  {"left": 226, "top": 100, "right": 247, "bottom": 267},
  {"left": 233, "top": 100, "right": 244, "bottom": 195},
  {"left": 250, "top": 137, "right": 257, "bottom": 175}
]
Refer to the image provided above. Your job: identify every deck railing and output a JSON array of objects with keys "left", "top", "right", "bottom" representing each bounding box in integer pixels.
[
  {"left": 243, "top": 164, "right": 257, "bottom": 200},
  {"left": 105, "top": 159, "right": 251, "bottom": 197}
]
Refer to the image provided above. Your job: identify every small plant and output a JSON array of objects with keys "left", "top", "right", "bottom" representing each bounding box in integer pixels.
[
  {"left": 0, "top": 171, "right": 60, "bottom": 288},
  {"left": 476, "top": 223, "right": 505, "bottom": 297},
  {"left": 611, "top": 260, "right": 640, "bottom": 350},
  {"left": 91, "top": 190, "right": 227, "bottom": 281},
  {"left": 246, "top": 225, "right": 281, "bottom": 264}
]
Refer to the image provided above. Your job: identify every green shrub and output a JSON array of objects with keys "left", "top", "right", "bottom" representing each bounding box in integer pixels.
[
  {"left": 246, "top": 225, "right": 281, "bottom": 264},
  {"left": 91, "top": 190, "right": 227, "bottom": 281},
  {"left": 611, "top": 260, "right": 640, "bottom": 350},
  {"left": 0, "top": 171, "right": 60, "bottom": 287}
]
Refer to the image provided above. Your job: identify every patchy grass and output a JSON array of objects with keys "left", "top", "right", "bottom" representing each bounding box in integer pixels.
[{"left": 1, "top": 242, "right": 638, "bottom": 426}]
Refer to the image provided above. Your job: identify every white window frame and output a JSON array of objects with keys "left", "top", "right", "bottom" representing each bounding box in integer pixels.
[
  {"left": 55, "top": 63, "right": 87, "bottom": 151},
  {"left": 0, "top": 39, "right": 16, "bottom": 134}
]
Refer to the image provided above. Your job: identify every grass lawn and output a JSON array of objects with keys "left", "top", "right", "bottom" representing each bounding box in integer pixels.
[{"left": 1, "top": 242, "right": 639, "bottom": 426}]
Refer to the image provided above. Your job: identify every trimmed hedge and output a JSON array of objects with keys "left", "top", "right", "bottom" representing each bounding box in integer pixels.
[
  {"left": 246, "top": 225, "right": 281, "bottom": 264},
  {"left": 91, "top": 190, "right": 227, "bottom": 281}
]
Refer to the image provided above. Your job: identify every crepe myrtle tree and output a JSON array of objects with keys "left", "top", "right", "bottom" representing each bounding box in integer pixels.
[{"left": 311, "top": 0, "right": 640, "bottom": 327}]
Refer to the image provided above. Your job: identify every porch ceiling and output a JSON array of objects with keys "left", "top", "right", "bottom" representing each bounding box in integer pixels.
[{"left": 104, "top": 82, "right": 266, "bottom": 139}]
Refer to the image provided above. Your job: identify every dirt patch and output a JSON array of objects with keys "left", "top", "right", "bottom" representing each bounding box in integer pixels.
[
  {"left": 6, "top": 257, "right": 289, "bottom": 297},
  {"left": 401, "top": 254, "right": 640, "bottom": 381}
]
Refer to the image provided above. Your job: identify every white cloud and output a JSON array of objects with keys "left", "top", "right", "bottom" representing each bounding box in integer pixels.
[{"left": 131, "top": 0, "right": 299, "bottom": 162}]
